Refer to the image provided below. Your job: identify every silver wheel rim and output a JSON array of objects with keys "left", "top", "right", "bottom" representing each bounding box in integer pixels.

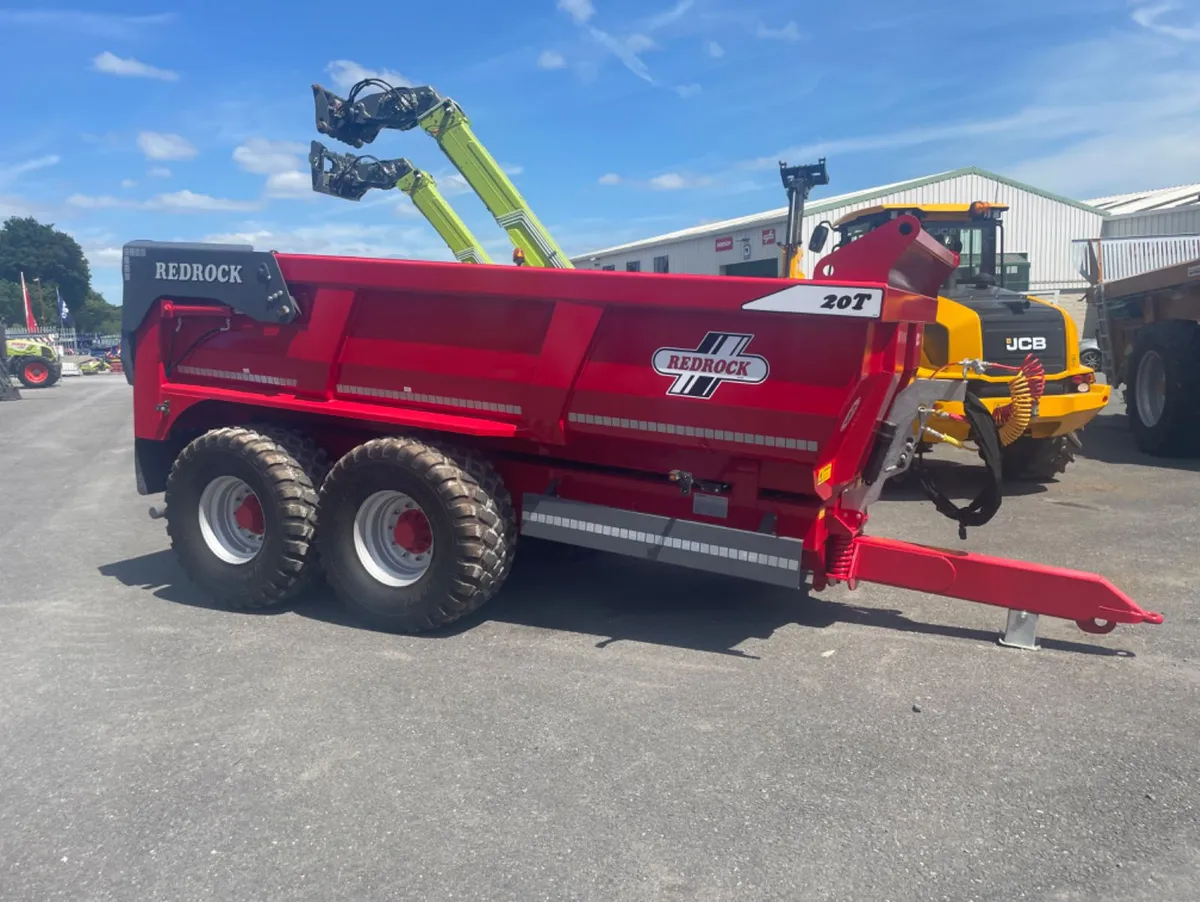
[
  {"left": 198, "top": 475, "right": 265, "bottom": 565},
  {"left": 353, "top": 490, "right": 434, "bottom": 587},
  {"left": 1135, "top": 349, "right": 1167, "bottom": 427},
  {"left": 1082, "top": 350, "right": 1101, "bottom": 369}
]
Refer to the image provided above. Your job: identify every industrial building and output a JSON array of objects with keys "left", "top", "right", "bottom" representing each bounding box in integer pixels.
[{"left": 572, "top": 167, "right": 1108, "bottom": 296}]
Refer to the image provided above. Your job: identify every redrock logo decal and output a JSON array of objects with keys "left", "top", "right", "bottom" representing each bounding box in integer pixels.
[
  {"left": 651, "top": 332, "right": 769, "bottom": 399},
  {"left": 154, "top": 261, "right": 244, "bottom": 284}
]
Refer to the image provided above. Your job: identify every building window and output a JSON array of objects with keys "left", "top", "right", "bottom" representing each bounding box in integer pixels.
[
  {"left": 653, "top": 255, "right": 669, "bottom": 273},
  {"left": 625, "top": 261, "right": 641, "bottom": 272},
  {"left": 601, "top": 264, "right": 615, "bottom": 271}
]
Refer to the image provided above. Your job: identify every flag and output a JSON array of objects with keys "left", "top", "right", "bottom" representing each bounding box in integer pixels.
[
  {"left": 19, "top": 271, "right": 38, "bottom": 332},
  {"left": 57, "top": 286, "right": 70, "bottom": 326}
]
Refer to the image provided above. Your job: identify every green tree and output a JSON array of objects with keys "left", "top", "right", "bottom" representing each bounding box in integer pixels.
[
  {"left": 0, "top": 279, "right": 25, "bottom": 327},
  {"left": 73, "top": 290, "right": 122, "bottom": 333},
  {"left": 0, "top": 217, "right": 92, "bottom": 317}
]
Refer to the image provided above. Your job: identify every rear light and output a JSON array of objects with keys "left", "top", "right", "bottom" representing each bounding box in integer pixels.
[{"left": 1070, "top": 372, "right": 1094, "bottom": 392}]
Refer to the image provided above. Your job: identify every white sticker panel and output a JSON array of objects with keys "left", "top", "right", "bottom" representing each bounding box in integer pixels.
[{"left": 741, "top": 284, "right": 884, "bottom": 319}]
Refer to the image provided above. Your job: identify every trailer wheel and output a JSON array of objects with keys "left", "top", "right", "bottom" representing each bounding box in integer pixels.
[
  {"left": 245, "top": 422, "right": 331, "bottom": 597},
  {"left": 317, "top": 436, "right": 517, "bottom": 633},
  {"left": 164, "top": 426, "right": 321, "bottom": 609},
  {"left": 1126, "top": 321, "right": 1200, "bottom": 456}
]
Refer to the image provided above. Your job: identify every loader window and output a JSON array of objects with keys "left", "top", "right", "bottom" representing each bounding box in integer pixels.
[
  {"left": 832, "top": 215, "right": 1004, "bottom": 291},
  {"left": 924, "top": 222, "right": 1001, "bottom": 291}
]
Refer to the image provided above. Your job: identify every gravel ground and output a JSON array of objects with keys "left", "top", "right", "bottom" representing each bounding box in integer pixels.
[{"left": 1, "top": 375, "right": 1197, "bottom": 902}]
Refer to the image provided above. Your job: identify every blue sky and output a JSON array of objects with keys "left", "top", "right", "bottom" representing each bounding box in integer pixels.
[{"left": 2, "top": 0, "right": 1199, "bottom": 304}]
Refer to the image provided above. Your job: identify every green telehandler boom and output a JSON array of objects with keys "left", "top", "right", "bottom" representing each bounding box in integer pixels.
[
  {"left": 311, "top": 78, "right": 574, "bottom": 269},
  {"left": 309, "top": 140, "right": 492, "bottom": 264}
]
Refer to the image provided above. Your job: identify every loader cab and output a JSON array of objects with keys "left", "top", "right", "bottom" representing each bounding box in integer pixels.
[{"left": 824, "top": 202, "right": 1009, "bottom": 295}]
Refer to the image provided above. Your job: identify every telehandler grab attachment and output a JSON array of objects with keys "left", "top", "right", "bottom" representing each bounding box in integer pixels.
[
  {"left": 312, "top": 78, "right": 572, "bottom": 269},
  {"left": 119, "top": 213, "right": 1161, "bottom": 650},
  {"left": 309, "top": 140, "right": 492, "bottom": 264}
]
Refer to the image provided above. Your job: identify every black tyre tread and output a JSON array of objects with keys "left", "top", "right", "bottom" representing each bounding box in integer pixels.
[
  {"left": 1001, "top": 434, "right": 1078, "bottom": 482},
  {"left": 318, "top": 435, "right": 517, "bottom": 632},
  {"left": 1126, "top": 322, "right": 1200, "bottom": 457},
  {"left": 244, "top": 422, "right": 332, "bottom": 598},
  {"left": 164, "top": 426, "right": 320, "bottom": 609}
]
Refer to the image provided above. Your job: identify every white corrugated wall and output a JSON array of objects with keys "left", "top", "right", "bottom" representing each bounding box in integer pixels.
[
  {"left": 577, "top": 172, "right": 1106, "bottom": 292},
  {"left": 1099, "top": 203, "right": 1200, "bottom": 239}
]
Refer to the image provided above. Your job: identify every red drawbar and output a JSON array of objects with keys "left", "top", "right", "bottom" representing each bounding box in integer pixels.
[{"left": 848, "top": 535, "right": 1163, "bottom": 630}]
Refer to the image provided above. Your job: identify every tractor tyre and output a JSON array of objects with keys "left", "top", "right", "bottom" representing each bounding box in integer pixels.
[
  {"left": 163, "top": 426, "right": 321, "bottom": 609},
  {"left": 316, "top": 436, "right": 517, "bottom": 634},
  {"left": 1126, "top": 321, "right": 1200, "bottom": 457},
  {"left": 1001, "top": 433, "right": 1081, "bottom": 482},
  {"left": 15, "top": 356, "right": 54, "bottom": 389}
]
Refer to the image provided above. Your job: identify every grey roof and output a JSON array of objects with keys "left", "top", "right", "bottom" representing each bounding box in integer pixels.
[{"left": 1084, "top": 183, "right": 1200, "bottom": 215}]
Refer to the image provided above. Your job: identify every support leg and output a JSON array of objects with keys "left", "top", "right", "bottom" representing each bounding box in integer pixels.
[{"left": 998, "top": 609, "right": 1040, "bottom": 651}]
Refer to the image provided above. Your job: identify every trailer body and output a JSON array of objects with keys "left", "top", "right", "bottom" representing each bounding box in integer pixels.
[{"left": 121, "top": 218, "right": 1161, "bottom": 647}]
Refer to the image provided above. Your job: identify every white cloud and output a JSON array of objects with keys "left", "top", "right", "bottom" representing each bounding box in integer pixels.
[
  {"left": 324, "top": 60, "right": 411, "bottom": 92},
  {"left": 0, "top": 155, "right": 60, "bottom": 188},
  {"left": 648, "top": 172, "right": 713, "bottom": 190},
  {"left": 537, "top": 50, "right": 567, "bottom": 69},
  {"left": 151, "top": 190, "right": 259, "bottom": 212},
  {"left": 0, "top": 10, "right": 173, "bottom": 39},
  {"left": 587, "top": 26, "right": 657, "bottom": 83},
  {"left": 202, "top": 223, "right": 455, "bottom": 263},
  {"left": 707, "top": 41, "right": 725, "bottom": 58},
  {"left": 675, "top": 83, "right": 701, "bottom": 98},
  {"left": 625, "top": 33, "right": 656, "bottom": 53},
  {"left": 90, "top": 51, "right": 178, "bottom": 81},
  {"left": 0, "top": 195, "right": 45, "bottom": 218},
  {"left": 598, "top": 173, "right": 622, "bottom": 185},
  {"left": 83, "top": 246, "right": 124, "bottom": 269},
  {"left": 557, "top": 0, "right": 595, "bottom": 25},
  {"left": 738, "top": 22, "right": 1200, "bottom": 198},
  {"left": 438, "top": 173, "right": 472, "bottom": 197},
  {"left": 121, "top": 179, "right": 136, "bottom": 189},
  {"left": 67, "top": 190, "right": 260, "bottom": 213},
  {"left": 148, "top": 167, "right": 172, "bottom": 179},
  {"left": 756, "top": 21, "right": 802, "bottom": 41},
  {"left": 265, "top": 170, "right": 314, "bottom": 199},
  {"left": 232, "top": 138, "right": 307, "bottom": 175},
  {"left": 66, "top": 194, "right": 127, "bottom": 209},
  {"left": 1131, "top": 2, "right": 1200, "bottom": 40},
  {"left": 137, "top": 132, "right": 197, "bottom": 161},
  {"left": 642, "top": 0, "right": 696, "bottom": 31},
  {"left": 503, "top": 163, "right": 524, "bottom": 176}
]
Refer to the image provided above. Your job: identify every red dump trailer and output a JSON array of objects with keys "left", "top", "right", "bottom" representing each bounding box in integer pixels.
[{"left": 119, "top": 217, "right": 1161, "bottom": 650}]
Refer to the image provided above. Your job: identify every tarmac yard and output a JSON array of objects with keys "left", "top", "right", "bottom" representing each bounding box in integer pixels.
[{"left": 1, "top": 375, "right": 1198, "bottom": 902}]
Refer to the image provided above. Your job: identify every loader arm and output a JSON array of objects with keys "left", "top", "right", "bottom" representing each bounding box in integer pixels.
[
  {"left": 313, "top": 80, "right": 573, "bottom": 269},
  {"left": 309, "top": 141, "right": 492, "bottom": 264}
]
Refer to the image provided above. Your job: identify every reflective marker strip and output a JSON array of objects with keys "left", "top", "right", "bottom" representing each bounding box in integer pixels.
[
  {"left": 337, "top": 383, "right": 521, "bottom": 415},
  {"left": 522, "top": 509, "right": 801, "bottom": 572},
  {"left": 567, "top": 411, "right": 816, "bottom": 452},
  {"left": 175, "top": 365, "right": 297, "bottom": 387}
]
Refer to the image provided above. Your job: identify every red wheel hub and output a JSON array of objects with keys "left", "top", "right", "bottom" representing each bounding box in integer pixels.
[
  {"left": 233, "top": 493, "right": 264, "bottom": 534},
  {"left": 25, "top": 361, "right": 49, "bottom": 384},
  {"left": 392, "top": 509, "right": 432, "bottom": 554}
]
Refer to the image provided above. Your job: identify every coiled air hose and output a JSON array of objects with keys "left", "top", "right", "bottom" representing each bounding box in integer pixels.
[
  {"left": 912, "top": 353, "right": 1046, "bottom": 538},
  {"left": 989, "top": 354, "right": 1045, "bottom": 446}
]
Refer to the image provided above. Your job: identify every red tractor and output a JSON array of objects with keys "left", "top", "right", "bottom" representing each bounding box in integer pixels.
[{"left": 119, "top": 216, "right": 1160, "bottom": 651}]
